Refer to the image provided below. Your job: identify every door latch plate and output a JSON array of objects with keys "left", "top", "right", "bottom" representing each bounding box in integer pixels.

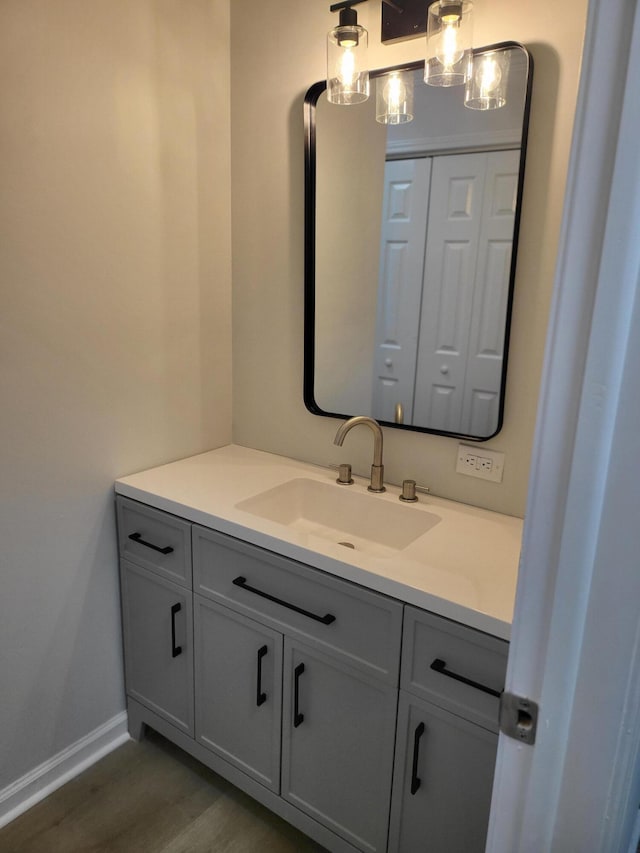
[{"left": 499, "top": 692, "right": 539, "bottom": 745}]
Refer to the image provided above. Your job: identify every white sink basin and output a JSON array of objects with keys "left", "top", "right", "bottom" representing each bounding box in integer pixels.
[{"left": 236, "top": 478, "right": 440, "bottom": 557}]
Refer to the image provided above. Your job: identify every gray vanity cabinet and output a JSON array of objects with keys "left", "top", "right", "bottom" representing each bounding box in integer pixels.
[
  {"left": 193, "top": 595, "right": 283, "bottom": 793},
  {"left": 117, "top": 496, "right": 194, "bottom": 737},
  {"left": 120, "top": 561, "right": 194, "bottom": 736},
  {"left": 282, "top": 638, "right": 397, "bottom": 853},
  {"left": 116, "top": 496, "right": 508, "bottom": 853},
  {"left": 388, "top": 606, "right": 508, "bottom": 852},
  {"left": 388, "top": 691, "right": 497, "bottom": 853},
  {"left": 193, "top": 524, "right": 402, "bottom": 853}
]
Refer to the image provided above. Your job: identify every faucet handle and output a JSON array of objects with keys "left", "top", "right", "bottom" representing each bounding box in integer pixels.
[
  {"left": 400, "top": 480, "right": 430, "bottom": 502},
  {"left": 400, "top": 479, "right": 418, "bottom": 502},
  {"left": 334, "top": 463, "right": 354, "bottom": 485}
]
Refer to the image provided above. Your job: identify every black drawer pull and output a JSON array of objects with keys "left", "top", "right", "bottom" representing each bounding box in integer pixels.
[
  {"left": 293, "top": 663, "right": 305, "bottom": 727},
  {"left": 430, "top": 658, "right": 502, "bottom": 698},
  {"left": 257, "top": 645, "right": 268, "bottom": 707},
  {"left": 411, "top": 721, "right": 425, "bottom": 795},
  {"left": 129, "top": 532, "right": 174, "bottom": 555},
  {"left": 170, "top": 603, "right": 182, "bottom": 658},
  {"left": 232, "top": 576, "right": 336, "bottom": 625}
]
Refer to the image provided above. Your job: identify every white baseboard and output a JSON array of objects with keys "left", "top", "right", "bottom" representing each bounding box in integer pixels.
[{"left": 0, "top": 711, "right": 130, "bottom": 829}]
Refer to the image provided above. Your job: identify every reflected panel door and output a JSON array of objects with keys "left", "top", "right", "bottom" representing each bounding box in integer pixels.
[{"left": 372, "top": 157, "right": 431, "bottom": 424}]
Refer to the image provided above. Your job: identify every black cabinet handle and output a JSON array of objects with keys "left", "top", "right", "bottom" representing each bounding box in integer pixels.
[
  {"left": 430, "top": 658, "right": 502, "bottom": 698},
  {"left": 257, "top": 645, "right": 268, "bottom": 707},
  {"left": 170, "top": 603, "right": 182, "bottom": 658},
  {"left": 129, "top": 532, "right": 174, "bottom": 555},
  {"left": 411, "top": 722, "right": 425, "bottom": 795},
  {"left": 293, "top": 663, "right": 305, "bottom": 727},
  {"left": 232, "top": 576, "right": 336, "bottom": 625}
]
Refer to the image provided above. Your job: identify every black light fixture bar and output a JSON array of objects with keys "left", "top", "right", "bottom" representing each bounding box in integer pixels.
[
  {"left": 329, "top": 0, "right": 367, "bottom": 14},
  {"left": 382, "top": 0, "right": 438, "bottom": 44}
]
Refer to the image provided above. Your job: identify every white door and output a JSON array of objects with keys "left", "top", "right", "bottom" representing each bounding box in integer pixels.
[
  {"left": 372, "top": 157, "right": 431, "bottom": 424},
  {"left": 412, "top": 153, "right": 488, "bottom": 432},
  {"left": 459, "top": 149, "right": 520, "bottom": 436},
  {"left": 487, "top": 4, "right": 640, "bottom": 851}
]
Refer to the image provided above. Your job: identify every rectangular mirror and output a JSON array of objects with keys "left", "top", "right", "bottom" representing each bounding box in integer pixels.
[{"left": 304, "top": 42, "right": 533, "bottom": 440}]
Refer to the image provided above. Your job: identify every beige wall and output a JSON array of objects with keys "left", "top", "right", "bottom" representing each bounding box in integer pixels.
[
  {"left": 0, "top": 0, "right": 231, "bottom": 790},
  {"left": 231, "top": 0, "right": 587, "bottom": 518}
]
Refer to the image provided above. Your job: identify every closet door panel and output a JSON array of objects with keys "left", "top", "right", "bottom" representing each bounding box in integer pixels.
[
  {"left": 413, "top": 153, "right": 487, "bottom": 433},
  {"left": 372, "top": 157, "right": 432, "bottom": 425}
]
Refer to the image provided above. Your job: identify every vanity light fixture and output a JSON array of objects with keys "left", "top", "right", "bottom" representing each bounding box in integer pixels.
[
  {"left": 327, "top": 0, "right": 370, "bottom": 104},
  {"left": 327, "top": 0, "right": 504, "bottom": 112},
  {"left": 424, "top": 0, "right": 473, "bottom": 87},
  {"left": 464, "top": 49, "right": 509, "bottom": 109},
  {"left": 376, "top": 70, "right": 414, "bottom": 123}
]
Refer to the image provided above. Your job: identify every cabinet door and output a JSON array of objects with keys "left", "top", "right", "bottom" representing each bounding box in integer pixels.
[
  {"left": 120, "top": 561, "right": 194, "bottom": 735},
  {"left": 388, "top": 690, "right": 497, "bottom": 853},
  {"left": 282, "top": 639, "right": 396, "bottom": 853},
  {"left": 194, "top": 596, "right": 283, "bottom": 793}
]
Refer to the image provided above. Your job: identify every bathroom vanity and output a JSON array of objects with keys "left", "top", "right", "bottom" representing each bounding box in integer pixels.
[{"left": 115, "top": 445, "right": 521, "bottom": 853}]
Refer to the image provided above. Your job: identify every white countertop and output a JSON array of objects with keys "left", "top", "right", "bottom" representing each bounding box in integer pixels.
[{"left": 115, "top": 445, "right": 523, "bottom": 640}]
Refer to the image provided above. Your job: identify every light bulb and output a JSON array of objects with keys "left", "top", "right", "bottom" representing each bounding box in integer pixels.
[
  {"left": 425, "top": 1, "right": 473, "bottom": 87},
  {"left": 464, "top": 48, "right": 509, "bottom": 110},
  {"left": 476, "top": 55, "right": 501, "bottom": 96},
  {"left": 384, "top": 74, "right": 406, "bottom": 113},
  {"left": 440, "top": 20, "right": 463, "bottom": 70},
  {"left": 339, "top": 48, "right": 356, "bottom": 90},
  {"left": 327, "top": 14, "right": 369, "bottom": 105},
  {"left": 376, "top": 70, "right": 413, "bottom": 124}
]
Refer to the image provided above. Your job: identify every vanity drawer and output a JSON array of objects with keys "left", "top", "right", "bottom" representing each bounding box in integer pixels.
[
  {"left": 401, "top": 606, "right": 507, "bottom": 732},
  {"left": 192, "top": 525, "right": 403, "bottom": 684},
  {"left": 116, "top": 496, "right": 192, "bottom": 588}
]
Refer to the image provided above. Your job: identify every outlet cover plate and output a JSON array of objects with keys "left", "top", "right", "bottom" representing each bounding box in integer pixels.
[{"left": 456, "top": 444, "right": 505, "bottom": 483}]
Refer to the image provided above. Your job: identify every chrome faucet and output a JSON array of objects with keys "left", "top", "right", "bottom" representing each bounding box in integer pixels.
[{"left": 333, "top": 416, "right": 385, "bottom": 493}]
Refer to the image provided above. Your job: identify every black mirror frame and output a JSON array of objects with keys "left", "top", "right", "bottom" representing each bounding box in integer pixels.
[{"left": 303, "top": 41, "right": 533, "bottom": 442}]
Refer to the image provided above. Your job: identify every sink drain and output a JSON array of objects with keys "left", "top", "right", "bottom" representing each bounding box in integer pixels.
[{"left": 338, "top": 541, "right": 355, "bottom": 549}]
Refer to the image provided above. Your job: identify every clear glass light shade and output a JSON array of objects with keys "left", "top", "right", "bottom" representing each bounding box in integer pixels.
[
  {"left": 464, "top": 50, "right": 510, "bottom": 109},
  {"left": 424, "top": 1, "right": 473, "bottom": 87},
  {"left": 376, "top": 71, "right": 414, "bottom": 124},
  {"left": 327, "top": 24, "right": 369, "bottom": 105}
]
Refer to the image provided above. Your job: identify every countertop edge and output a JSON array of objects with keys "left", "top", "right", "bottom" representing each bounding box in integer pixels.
[{"left": 114, "top": 480, "right": 512, "bottom": 642}]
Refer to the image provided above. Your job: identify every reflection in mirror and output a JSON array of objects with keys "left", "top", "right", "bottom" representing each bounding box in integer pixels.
[{"left": 304, "top": 43, "right": 532, "bottom": 440}]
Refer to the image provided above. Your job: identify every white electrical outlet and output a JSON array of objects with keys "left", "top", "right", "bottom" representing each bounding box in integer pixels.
[
  {"left": 476, "top": 456, "right": 493, "bottom": 472},
  {"left": 461, "top": 451, "right": 478, "bottom": 470},
  {"left": 456, "top": 444, "right": 505, "bottom": 483}
]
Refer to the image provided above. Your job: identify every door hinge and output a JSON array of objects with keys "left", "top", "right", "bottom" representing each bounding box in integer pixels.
[{"left": 499, "top": 692, "right": 539, "bottom": 745}]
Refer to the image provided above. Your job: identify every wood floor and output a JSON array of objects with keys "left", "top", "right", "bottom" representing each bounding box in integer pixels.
[{"left": 0, "top": 729, "right": 327, "bottom": 853}]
